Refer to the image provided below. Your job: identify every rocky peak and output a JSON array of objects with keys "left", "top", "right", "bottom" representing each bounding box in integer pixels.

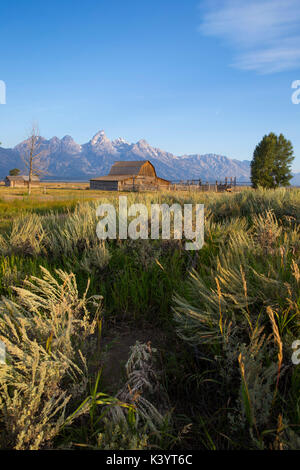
[
  {"left": 136, "top": 139, "right": 149, "bottom": 148},
  {"left": 112, "top": 137, "right": 129, "bottom": 146},
  {"left": 62, "top": 135, "right": 74, "bottom": 143},
  {"left": 90, "top": 130, "right": 110, "bottom": 146},
  {"left": 60, "top": 135, "right": 81, "bottom": 153}
]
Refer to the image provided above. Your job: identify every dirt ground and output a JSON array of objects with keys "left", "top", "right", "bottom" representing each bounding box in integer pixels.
[{"left": 100, "top": 322, "right": 167, "bottom": 393}]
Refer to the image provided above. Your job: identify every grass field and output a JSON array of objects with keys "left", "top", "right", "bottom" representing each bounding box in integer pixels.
[{"left": 0, "top": 186, "right": 299, "bottom": 450}]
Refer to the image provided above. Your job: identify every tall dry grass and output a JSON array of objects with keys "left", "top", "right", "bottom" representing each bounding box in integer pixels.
[{"left": 0, "top": 187, "right": 299, "bottom": 449}]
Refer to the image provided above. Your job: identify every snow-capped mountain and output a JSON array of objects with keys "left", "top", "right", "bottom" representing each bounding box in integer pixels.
[{"left": 1, "top": 130, "right": 254, "bottom": 182}]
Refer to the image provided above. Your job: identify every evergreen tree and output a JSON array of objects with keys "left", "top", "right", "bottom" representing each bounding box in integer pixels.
[
  {"left": 251, "top": 133, "right": 294, "bottom": 188},
  {"left": 251, "top": 133, "right": 277, "bottom": 189},
  {"left": 273, "top": 134, "right": 294, "bottom": 187}
]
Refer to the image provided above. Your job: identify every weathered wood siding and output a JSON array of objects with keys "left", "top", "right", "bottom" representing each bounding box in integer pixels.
[
  {"left": 5, "top": 177, "right": 40, "bottom": 188},
  {"left": 138, "top": 161, "right": 156, "bottom": 177},
  {"left": 90, "top": 180, "right": 119, "bottom": 191},
  {"left": 89, "top": 160, "right": 170, "bottom": 191}
]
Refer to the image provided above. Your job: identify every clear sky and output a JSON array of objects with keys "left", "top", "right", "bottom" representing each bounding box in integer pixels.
[{"left": 1, "top": 0, "right": 300, "bottom": 170}]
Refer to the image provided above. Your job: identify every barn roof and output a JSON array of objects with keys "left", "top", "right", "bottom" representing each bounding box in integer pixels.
[
  {"left": 6, "top": 175, "right": 40, "bottom": 182},
  {"left": 108, "top": 160, "right": 156, "bottom": 176}
]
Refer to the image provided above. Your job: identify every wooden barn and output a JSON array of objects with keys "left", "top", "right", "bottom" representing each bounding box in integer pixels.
[
  {"left": 4, "top": 175, "right": 40, "bottom": 188},
  {"left": 90, "top": 161, "right": 170, "bottom": 191}
]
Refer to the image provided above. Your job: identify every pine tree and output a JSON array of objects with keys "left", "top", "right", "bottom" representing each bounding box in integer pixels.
[
  {"left": 273, "top": 134, "right": 294, "bottom": 187},
  {"left": 251, "top": 133, "right": 294, "bottom": 188}
]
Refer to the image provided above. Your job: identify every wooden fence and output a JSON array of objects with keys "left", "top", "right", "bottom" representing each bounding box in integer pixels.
[
  {"left": 118, "top": 177, "right": 238, "bottom": 192},
  {"left": 169, "top": 177, "right": 237, "bottom": 192}
]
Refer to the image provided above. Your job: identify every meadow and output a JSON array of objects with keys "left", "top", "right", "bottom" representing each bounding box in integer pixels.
[{"left": 0, "top": 185, "right": 299, "bottom": 450}]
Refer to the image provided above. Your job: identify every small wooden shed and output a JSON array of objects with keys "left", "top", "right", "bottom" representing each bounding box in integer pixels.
[
  {"left": 4, "top": 175, "right": 40, "bottom": 188},
  {"left": 90, "top": 161, "right": 170, "bottom": 191}
]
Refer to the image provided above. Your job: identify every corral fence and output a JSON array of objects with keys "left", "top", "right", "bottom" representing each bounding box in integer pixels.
[
  {"left": 170, "top": 177, "right": 238, "bottom": 192},
  {"left": 120, "top": 177, "right": 243, "bottom": 192}
]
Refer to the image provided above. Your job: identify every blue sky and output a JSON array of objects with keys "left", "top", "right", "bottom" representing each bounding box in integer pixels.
[{"left": 1, "top": 0, "right": 300, "bottom": 170}]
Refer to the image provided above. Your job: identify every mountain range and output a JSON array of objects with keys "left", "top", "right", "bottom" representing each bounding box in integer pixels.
[{"left": 0, "top": 130, "right": 299, "bottom": 184}]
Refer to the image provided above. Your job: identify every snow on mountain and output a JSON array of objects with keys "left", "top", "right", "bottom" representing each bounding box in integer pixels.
[{"left": 0, "top": 130, "right": 253, "bottom": 182}]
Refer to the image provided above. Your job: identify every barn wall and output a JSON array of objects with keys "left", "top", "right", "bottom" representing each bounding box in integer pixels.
[
  {"left": 120, "top": 176, "right": 170, "bottom": 191},
  {"left": 5, "top": 181, "right": 25, "bottom": 188},
  {"left": 138, "top": 162, "right": 156, "bottom": 177},
  {"left": 5, "top": 178, "right": 40, "bottom": 188},
  {"left": 90, "top": 180, "right": 119, "bottom": 191},
  {"left": 156, "top": 177, "right": 170, "bottom": 187}
]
